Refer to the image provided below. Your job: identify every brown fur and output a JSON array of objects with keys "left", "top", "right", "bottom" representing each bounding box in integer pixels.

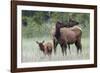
[
  {"left": 36, "top": 41, "right": 53, "bottom": 56},
  {"left": 53, "top": 21, "right": 81, "bottom": 55},
  {"left": 60, "top": 26, "right": 82, "bottom": 44},
  {"left": 60, "top": 26, "right": 82, "bottom": 55}
]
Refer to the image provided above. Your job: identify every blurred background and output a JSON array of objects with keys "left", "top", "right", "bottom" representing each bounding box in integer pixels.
[{"left": 22, "top": 10, "right": 90, "bottom": 38}]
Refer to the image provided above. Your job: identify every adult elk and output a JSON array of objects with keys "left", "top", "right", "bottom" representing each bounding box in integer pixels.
[{"left": 54, "top": 21, "right": 82, "bottom": 55}]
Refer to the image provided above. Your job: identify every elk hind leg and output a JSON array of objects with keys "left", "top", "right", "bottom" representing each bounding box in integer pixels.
[
  {"left": 68, "top": 44, "right": 71, "bottom": 54},
  {"left": 75, "top": 41, "right": 80, "bottom": 54}
]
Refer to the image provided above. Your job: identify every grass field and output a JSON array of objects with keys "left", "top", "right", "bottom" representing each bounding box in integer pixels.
[{"left": 21, "top": 37, "right": 90, "bottom": 63}]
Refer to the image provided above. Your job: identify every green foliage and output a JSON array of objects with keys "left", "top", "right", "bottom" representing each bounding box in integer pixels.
[{"left": 22, "top": 10, "right": 90, "bottom": 38}]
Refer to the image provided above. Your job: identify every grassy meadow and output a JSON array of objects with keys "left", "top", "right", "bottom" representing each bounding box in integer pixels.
[
  {"left": 21, "top": 10, "right": 90, "bottom": 63},
  {"left": 21, "top": 37, "right": 90, "bottom": 62}
]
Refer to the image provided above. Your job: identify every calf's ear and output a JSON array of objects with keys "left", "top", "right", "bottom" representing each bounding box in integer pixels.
[
  {"left": 36, "top": 41, "right": 39, "bottom": 44},
  {"left": 42, "top": 40, "right": 45, "bottom": 43}
]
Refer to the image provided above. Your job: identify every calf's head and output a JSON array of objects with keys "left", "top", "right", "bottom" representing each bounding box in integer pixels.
[{"left": 36, "top": 41, "right": 45, "bottom": 50}]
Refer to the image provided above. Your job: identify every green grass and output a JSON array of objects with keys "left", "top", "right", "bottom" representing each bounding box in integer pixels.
[{"left": 21, "top": 37, "right": 90, "bottom": 63}]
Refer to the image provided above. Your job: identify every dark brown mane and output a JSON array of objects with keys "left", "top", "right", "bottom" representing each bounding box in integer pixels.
[{"left": 55, "top": 21, "right": 64, "bottom": 40}]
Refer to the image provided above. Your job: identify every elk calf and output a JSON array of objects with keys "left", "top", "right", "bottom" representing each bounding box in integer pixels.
[{"left": 36, "top": 41, "right": 53, "bottom": 56}]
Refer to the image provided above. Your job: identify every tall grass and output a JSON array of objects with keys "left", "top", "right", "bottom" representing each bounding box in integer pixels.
[{"left": 22, "top": 37, "right": 90, "bottom": 62}]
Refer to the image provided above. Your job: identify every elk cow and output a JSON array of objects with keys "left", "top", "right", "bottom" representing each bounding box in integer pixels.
[{"left": 54, "top": 21, "right": 82, "bottom": 55}]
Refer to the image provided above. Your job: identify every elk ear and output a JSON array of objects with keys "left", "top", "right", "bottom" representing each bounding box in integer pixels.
[
  {"left": 76, "top": 22, "right": 79, "bottom": 24},
  {"left": 36, "top": 41, "right": 39, "bottom": 44},
  {"left": 42, "top": 40, "right": 45, "bottom": 43}
]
